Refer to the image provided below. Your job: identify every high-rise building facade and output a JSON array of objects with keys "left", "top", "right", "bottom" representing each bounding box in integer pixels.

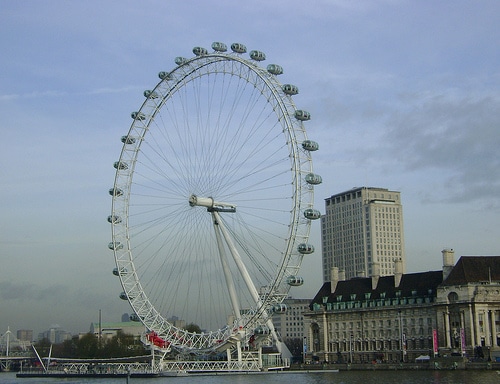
[{"left": 321, "top": 187, "right": 406, "bottom": 282}]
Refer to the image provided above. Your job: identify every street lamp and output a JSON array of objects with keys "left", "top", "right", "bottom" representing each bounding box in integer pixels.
[
  {"left": 349, "top": 334, "right": 353, "bottom": 363},
  {"left": 398, "top": 310, "right": 405, "bottom": 362}
]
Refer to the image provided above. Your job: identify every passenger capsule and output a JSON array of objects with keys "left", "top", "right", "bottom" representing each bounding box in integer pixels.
[
  {"left": 109, "top": 187, "right": 123, "bottom": 197},
  {"left": 212, "top": 42, "right": 227, "bottom": 52},
  {"left": 129, "top": 313, "right": 141, "bottom": 322},
  {"left": 305, "top": 173, "right": 322, "bottom": 185},
  {"left": 144, "top": 90, "right": 159, "bottom": 99},
  {"left": 282, "top": 84, "right": 299, "bottom": 95},
  {"left": 121, "top": 135, "right": 136, "bottom": 145},
  {"left": 108, "top": 241, "right": 123, "bottom": 250},
  {"left": 112, "top": 267, "right": 127, "bottom": 276},
  {"left": 304, "top": 208, "right": 321, "bottom": 220},
  {"left": 295, "top": 110, "right": 311, "bottom": 121},
  {"left": 273, "top": 304, "right": 287, "bottom": 313},
  {"left": 119, "top": 292, "right": 128, "bottom": 300},
  {"left": 175, "top": 56, "right": 188, "bottom": 65},
  {"left": 267, "top": 64, "right": 283, "bottom": 75},
  {"left": 113, "top": 161, "right": 128, "bottom": 170},
  {"left": 302, "top": 140, "right": 319, "bottom": 151},
  {"left": 158, "top": 71, "right": 172, "bottom": 80},
  {"left": 287, "top": 276, "right": 304, "bottom": 286},
  {"left": 254, "top": 326, "right": 270, "bottom": 335},
  {"left": 131, "top": 111, "right": 146, "bottom": 120},
  {"left": 107, "top": 215, "right": 122, "bottom": 224},
  {"left": 231, "top": 43, "right": 247, "bottom": 54},
  {"left": 193, "top": 46, "right": 207, "bottom": 56},
  {"left": 249, "top": 50, "right": 266, "bottom": 61},
  {"left": 298, "top": 243, "right": 315, "bottom": 254}
]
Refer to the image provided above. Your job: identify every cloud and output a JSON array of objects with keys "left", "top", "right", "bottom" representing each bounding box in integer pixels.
[
  {"left": 385, "top": 90, "right": 500, "bottom": 205},
  {"left": 0, "top": 281, "right": 66, "bottom": 301}
]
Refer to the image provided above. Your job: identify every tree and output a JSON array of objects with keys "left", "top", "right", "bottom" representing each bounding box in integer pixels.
[
  {"left": 76, "top": 333, "right": 99, "bottom": 358},
  {"left": 185, "top": 323, "right": 202, "bottom": 334}
]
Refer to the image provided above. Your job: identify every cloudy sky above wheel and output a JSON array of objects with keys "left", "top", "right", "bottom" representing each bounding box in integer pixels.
[{"left": 1, "top": 0, "right": 499, "bottom": 336}]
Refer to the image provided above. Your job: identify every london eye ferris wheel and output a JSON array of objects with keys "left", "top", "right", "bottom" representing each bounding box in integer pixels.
[{"left": 108, "top": 41, "right": 321, "bottom": 354}]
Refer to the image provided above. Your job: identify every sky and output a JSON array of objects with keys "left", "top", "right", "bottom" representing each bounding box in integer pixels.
[{"left": 1, "top": 0, "right": 499, "bottom": 338}]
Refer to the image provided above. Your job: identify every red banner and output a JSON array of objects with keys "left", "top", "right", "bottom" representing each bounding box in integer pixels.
[{"left": 432, "top": 329, "right": 438, "bottom": 356}]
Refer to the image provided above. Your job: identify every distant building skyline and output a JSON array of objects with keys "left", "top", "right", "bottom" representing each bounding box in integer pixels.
[{"left": 321, "top": 187, "right": 406, "bottom": 282}]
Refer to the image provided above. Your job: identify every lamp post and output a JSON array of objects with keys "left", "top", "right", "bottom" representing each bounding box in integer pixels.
[
  {"left": 398, "top": 310, "right": 405, "bottom": 362},
  {"left": 349, "top": 334, "right": 353, "bottom": 363},
  {"left": 303, "top": 336, "right": 307, "bottom": 363}
]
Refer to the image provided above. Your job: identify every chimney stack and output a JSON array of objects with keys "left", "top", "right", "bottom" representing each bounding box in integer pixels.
[
  {"left": 330, "top": 267, "right": 339, "bottom": 293},
  {"left": 442, "top": 248, "right": 455, "bottom": 280},
  {"left": 338, "top": 269, "right": 346, "bottom": 282},
  {"left": 371, "top": 262, "right": 380, "bottom": 290},
  {"left": 394, "top": 258, "right": 403, "bottom": 287}
]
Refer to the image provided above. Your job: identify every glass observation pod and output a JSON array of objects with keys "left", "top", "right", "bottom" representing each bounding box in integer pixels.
[
  {"left": 297, "top": 243, "right": 315, "bottom": 254},
  {"left": 211, "top": 42, "right": 227, "bottom": 52},
  {"left": 193, "top": 46, "right": 208, "bottom": 56},
  {"left": 112, "top": 267, "right": 127, "bottom": 276},
  {"left": 273, "top": 303, "right": 287, "bottom": 313},
  {"left": 119, "top": 292, "right": 128, "bottom": 300},
  {"left": 231, "top": 42, "right": 247, "bottom": 53},
  {"left": 267, "top": 64, "right": 283, "bottom": 75},
  {"left": 287, "top": 276, "right": 304, "bottom": 286},
  {"left": 158, "top": 71, "right": 173, "bottom": 80},
  {"left": 107, "top": 214, "right": 122, "bottom": 224},
  {"left": 121, "top": 135, "right": 136, "bottom": 145},
  {"left": 175, "top": 56, "right": 188, "bottom": 65},
  {"left": 109, "top": 187, "right": 123, "bottom": 197},
  {"left": 250, "top": 50, "right": 266, "bottom": 61},
  {"left": 282, "top": 84, "right": 299, "bottom": 95},
  {"left": 295, "top": 110, "right": 311, "bottom": 121},
  {"left": 108, "top": 241, "right": 123, "bottom": 250},
  {"left": 254, "top": 326, "right": 271, "bottom": 335},
  {"left": 302, "top": 140, "right": 319, "bottom": 151},
  {"left": 131, "top": 111, "right": 146, "bottom": 120},
  {"left": 129, "top": 313, "right": 141, "bottom": 322},
  {"left": 113, "top": 161, "right": 128, "bottom": 170},
  {"left": 304, "top": 208, "right": 321, "bottom": 220},
  {"left": 144, "top": 90, "right": 159, "bottom": 99},
  {"left": 305, "top": 173, "right": 322, "bottom": 185}
]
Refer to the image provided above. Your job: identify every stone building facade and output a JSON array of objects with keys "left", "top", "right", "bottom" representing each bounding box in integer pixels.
[{"left": 304, "top": 251, "right": 500, "bottom": 363}]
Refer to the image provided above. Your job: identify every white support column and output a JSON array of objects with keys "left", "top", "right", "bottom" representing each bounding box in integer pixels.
[
  {"left": 491, "top": 309, "right": 498, "bottom": 346},
  {"left": 488, "top": 310, "right": 494, "bottom": 347},
  {"left": 474, "top": 308, "right": 482, "bottom": 346},
  {"left": 468, "top": 304, "right": 476, "bottom": 347},
  {"left": 237, "top": 340, "right": 242, "bottom": 363},
  {"left": 485, "top": 310, "right": 491, "bottom": 347},
  {"left": 212, "top": 214, "right": 241, "bottom": 323},
  {"left": 444, "top": 310, "right": 451, "bottom": 348}
]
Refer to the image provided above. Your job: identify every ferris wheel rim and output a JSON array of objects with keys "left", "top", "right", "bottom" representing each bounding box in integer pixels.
[{"left": 109, "top": 42, "right": 318, "bottom": 353}]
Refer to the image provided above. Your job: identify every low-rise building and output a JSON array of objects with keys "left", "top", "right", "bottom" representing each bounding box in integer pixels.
[
  {"left": 435, "top": 255, "right": 500, "bottom": 360},
  {"left": 89, "top": 321, "right": 144, "bottom": 340},
  {"left": 304, "top": 250, "right": 500, "bottom": 363}
]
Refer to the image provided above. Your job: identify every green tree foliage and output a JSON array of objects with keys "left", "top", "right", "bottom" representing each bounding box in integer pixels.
[
  {"left": 41, "top": 332, "right": 148, "bottom": 359},
  {"left": 184, "top": 323, "right": 202, "bottom": 334}
]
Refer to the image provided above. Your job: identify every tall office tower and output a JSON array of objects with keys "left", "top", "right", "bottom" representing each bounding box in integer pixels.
[{"left": 321, "top": 187, "right": 406, "bottom": 282}]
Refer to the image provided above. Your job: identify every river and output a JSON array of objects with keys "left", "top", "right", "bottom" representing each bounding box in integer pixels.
[{"left": 0, "top": 370, "right": 499, "bottom": 384}]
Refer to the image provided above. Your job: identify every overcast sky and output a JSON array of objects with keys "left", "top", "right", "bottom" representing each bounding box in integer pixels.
[{"left": 1, "top": 0, "right": 499, "bottom": 337}]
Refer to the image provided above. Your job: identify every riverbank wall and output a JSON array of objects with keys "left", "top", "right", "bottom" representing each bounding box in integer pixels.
[{"left": 289, "top": 358, "right": 500, "bottom": 371}]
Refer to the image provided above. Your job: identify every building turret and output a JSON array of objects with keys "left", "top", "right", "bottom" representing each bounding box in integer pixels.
[
  {"left": 442, "top": 248, "right": 455, "bottom": 280},
  {"left": 371, "top": 262, "right": 380, "bottom": 290},
  {"left": 394, "top": 257, "right": 403, "bottom": 287},
  {"left": 330, "top": 267, "right": 339, "bottom": 293}
]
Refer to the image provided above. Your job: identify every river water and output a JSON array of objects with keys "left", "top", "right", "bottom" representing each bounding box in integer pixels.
[{"left": 0, "top": 370, "right": 499, "bottom": 384}]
